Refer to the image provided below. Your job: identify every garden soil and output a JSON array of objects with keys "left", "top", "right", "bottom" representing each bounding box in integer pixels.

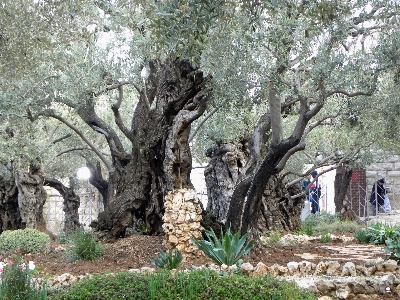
[{"left": 27, "top": 233, "right": 388, "bottom": 277}]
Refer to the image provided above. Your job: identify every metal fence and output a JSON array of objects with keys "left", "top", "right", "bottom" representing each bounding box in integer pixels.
[
  {"left": 43, "top": 186, "right": 103, "bottom": 235},
  {"left": 348, "top": 180, "right": 400, "bottom": 218}
]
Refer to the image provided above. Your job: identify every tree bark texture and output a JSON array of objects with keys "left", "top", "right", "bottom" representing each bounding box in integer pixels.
[
  {"left": 92, "top": 58, "right": 212, "bottom": 239},
  {"left": 255, "top": 175, "right": 303, "bottom": 233},
  {"left": 334, "top": 163, "right": 353, "bottom": 214},
  {"left": 15, "top": 165, "right": 47, "bottom": 230},
  {"left": 44, "top": 177, "right": 81, "bottom": 234},
  {"left": 204, "top": 140, "right": 249, "bottom": 223},
  {"left": 0, "top": 164, "right": 20, "bottom": 233},
  {"left": 205, "top": 139, "right": 303, "bottom": 235}
]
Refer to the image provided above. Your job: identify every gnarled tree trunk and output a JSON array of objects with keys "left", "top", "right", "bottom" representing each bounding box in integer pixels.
[
  {"left": 44, "top": 177, "right": 81, "bottom": 234},
  {"left": 205, "top": 137, "right": 303, "bottom": 235},
  {"left": 92, "top": 58, "right": 212, "bottom": 239},
  {"left": 15, "top": 165, "right": 47, "bottom": 230},
  {"left": 204, "top": 140, "right": 248, "bottom": 223},
  {"left": 334, "top": 163, "right": 353, "bottom": 214},
  {"left": 0, "top": 163, "right": 20, "bottom": 233}
]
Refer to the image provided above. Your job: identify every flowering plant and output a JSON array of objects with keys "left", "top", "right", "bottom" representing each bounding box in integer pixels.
[{"left": 0, "top": 248, "right": 46, "bottom": 300}]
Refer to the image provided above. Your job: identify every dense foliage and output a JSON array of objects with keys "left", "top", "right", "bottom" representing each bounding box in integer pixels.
[
  {"left": 354, "top": 222, "right": 400, "bottom": 263},
  {"left": 47, "top": 270, "right": 316, "bottom": 300},
  {"left": 300, "top": 212, "right": 362, "bottom": 236},
  {"left": 0, "top": 229, "right": 50, "bottom": 254}
]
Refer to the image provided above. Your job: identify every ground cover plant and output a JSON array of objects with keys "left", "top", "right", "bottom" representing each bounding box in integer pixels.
[
  {"left": 190, "top": 227, "right": 254, "bottom": 267},
  {"left": 354, "top": 222, "right": 400, "bottom": 263},
  {"left": 46, "top": 269, "right": 317, "bottom": 300},
  {"left": 300, "top": 212, "right": 362, "bottom": 236}
]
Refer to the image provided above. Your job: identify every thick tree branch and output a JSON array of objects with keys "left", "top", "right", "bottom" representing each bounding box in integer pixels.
[
  {"left": 188, "top": 107, "right": 218, "bottom": 143},
  {"left": 93, "top": 81, "right": 130, "bottom": 97},
  {"left": 133, "top": 83, "right": 151, "bottom": 111},
  {"left": 27, "top": 107, "right": 114, "bottom": 172},
  {"left": 269, "top": 86, "right": 283, "bottom": 144},
  {"left": 76, "top": 96, "right": 130, "bottom": 163},
  {"left": 326, "top": 89, "right": 374, "bottom": 98},
  {"left": 111, "top": 85, "right": 132, "bottom": 140}
]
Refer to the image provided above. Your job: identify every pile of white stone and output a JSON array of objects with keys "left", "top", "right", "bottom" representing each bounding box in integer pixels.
[{"left": 163, "top": 189, "right": 204, "bottom": 260}]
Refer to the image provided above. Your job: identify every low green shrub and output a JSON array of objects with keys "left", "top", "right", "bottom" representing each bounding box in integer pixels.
[
  {"left": 354, "top": 229, "right": 373, "bottom": 244},
  {"left": 0, "top": 249, "right": 47, "bottom": 300},
  {"left": 57, "top": 233, "right": 74, "bottom": 244},
  {"left": 356, "top": 223, "right": 400, "bottom": 245},
  {"left": 47, "top": 270, "right": 317, "bottom": 300},
  {"left": 320, "top": 234, "right": 332, "bottom": 243},
  {"left": 263, "top": 230, "right": 281, "bottom": 246},
  {"left": 191, "top": 227, "right": 254, "bottom": 267},
  {"left": 65, "top": 228, "right": 104, "bottom": 262},
  {"left": 0, "top": 229, "right": 50, "bottom": 254},
  {"left": 384, "top": 231, "right": 400, "bottom": 262},
  {"left": 151, "top": 249, "right": 183, "bottom": 270},
  {"left": 355, "top": 223, "right": 400, "bottom": 263}
]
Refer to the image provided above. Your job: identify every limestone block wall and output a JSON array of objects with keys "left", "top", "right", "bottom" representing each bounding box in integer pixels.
[
  {"left": 366, "top": 154, "right": 400, "bottom": 212},
  {"left": 163, "top": 189, "right": 204, "bottom": 260}
]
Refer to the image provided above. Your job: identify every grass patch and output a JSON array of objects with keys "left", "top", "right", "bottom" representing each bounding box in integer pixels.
[
  {"left": 47, "top": 269, "right": 317, "bottom": 300},
  {"left": 300, "top": 212, "right": 363, "bottom": 236}
]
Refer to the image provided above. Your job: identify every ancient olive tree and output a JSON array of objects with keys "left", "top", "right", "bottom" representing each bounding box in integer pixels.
[
  {"left": 0, "top": 1, "right": 100, "bottom": 233},
  {"left": 2, "top": 0, "right": 400, "bottom": 240},
  {"left": 155, "top": 0, "right": 400, "bottom": 234}
]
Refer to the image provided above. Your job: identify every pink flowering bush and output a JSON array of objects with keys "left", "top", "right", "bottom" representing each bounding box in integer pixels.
[{"left": 0, "top": 248, "right": 46, "bottom": 300}]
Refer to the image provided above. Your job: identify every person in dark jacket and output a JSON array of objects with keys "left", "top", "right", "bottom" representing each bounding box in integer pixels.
[
  {"left": 370, "top": 178, "right": 386, "bottom": 216},
  {"left": 310, "top": 170, "right": 321, "bottom": 214}
]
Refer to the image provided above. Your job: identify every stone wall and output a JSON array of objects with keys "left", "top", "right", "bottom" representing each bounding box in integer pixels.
[
  {"left": 163, "top": 189, "right": 204, "bottom": 260},
  {"left": 366, "top": 154, "right": 400, "bottom": 213}
]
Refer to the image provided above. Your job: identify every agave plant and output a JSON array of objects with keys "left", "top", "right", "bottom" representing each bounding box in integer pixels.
[
  {"left": 191, "top": 227, "right": 254, "bottom": 267},
  {"left": 151, "top": 249, "right": 183, "bottom": 270}
]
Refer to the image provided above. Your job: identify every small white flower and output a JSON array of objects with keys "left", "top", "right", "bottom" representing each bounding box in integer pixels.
[{"left": 28, "top": 261, "right": 35, "bottom": 270}]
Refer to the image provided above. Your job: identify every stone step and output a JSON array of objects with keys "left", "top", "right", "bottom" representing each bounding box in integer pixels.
[{"left": 362, "top": 210, "right": 400, "bottom": 226}]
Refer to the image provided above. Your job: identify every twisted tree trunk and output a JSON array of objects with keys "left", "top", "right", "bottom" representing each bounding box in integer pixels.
[
  {"left": 205, "top": 137, "right": 303, "bottom": 235},
  {"left": 0, "top": 163, "right": 20, "bottom": 233},
  {"left": 204, "top": 140, "right": 248, "bottom": 223},
  {"left": 92, "top": 58, "right": 212, "bottom": 239},
  {"left": 334, "top": 163, "right": 353, "bottom": 214},
  {"left": 15, "top": 165, "right": 47, "bottom": 230},
  {"left": 44, "top": 177, "right": 81, "bottom": 234}
]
